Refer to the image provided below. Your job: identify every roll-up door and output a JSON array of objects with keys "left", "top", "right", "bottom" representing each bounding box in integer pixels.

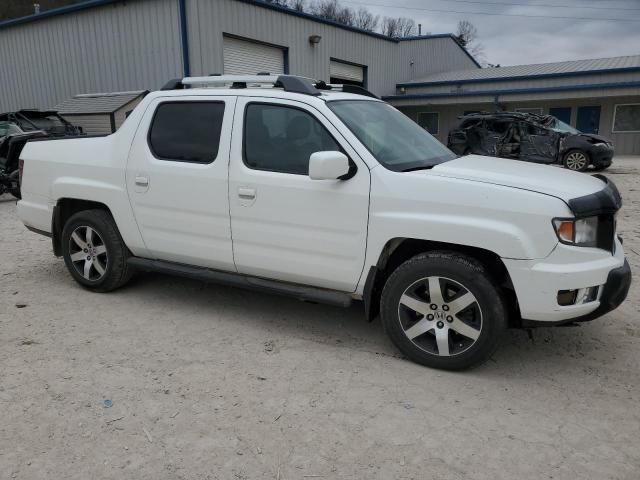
[
  {"left": 329, "top": 60, "right": 364, "bottom": 84},
  {"left": 223, "top": 36, "right": 285, "bottom": 75}
]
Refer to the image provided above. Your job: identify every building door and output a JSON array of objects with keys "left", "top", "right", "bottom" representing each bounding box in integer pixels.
[
  {"left": 329, "top": 59, "right": 365, "bottom": 87},
  {"left": 228, "top": 97, "right": 370, "bottom": 292},
  {"left": 576, "top": 106, "right": 601, "bottom": 134},
  {"left": 549, "top": 107, "right": 571, "bottom": 124},
  {"left": 223, "top": 36, "right": 285, "bottom": 75}
]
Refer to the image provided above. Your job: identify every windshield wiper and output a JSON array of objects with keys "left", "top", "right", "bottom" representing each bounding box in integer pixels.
[{"left": 400, "top": 165, "right": 434, "bottom": 172}]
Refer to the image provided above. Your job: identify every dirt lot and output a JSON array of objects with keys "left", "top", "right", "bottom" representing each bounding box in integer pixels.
[{"left": 1, "top": 160, "right": 639, "bottom": 480}]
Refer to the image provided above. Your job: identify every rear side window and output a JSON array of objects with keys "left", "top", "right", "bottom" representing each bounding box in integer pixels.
[
  {"left": 149, "top": 101, "right": 225, "bottom": 163},
  {"left": 243, "top": 103, "right": 341, "bottom": 175}
]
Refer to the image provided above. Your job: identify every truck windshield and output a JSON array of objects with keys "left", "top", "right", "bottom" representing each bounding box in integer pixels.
[{"left": 327, "top": 100, "right": 456, "bottom": 171}]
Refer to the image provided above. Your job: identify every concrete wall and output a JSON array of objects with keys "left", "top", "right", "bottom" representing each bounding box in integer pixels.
[{"left": 398, "top": 95, "right": 640, "bottom": 155}]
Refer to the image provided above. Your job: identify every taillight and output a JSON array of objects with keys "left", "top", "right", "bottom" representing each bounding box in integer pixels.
[{"left": 18, "top": 159, "right": 24, "bottom": 185}]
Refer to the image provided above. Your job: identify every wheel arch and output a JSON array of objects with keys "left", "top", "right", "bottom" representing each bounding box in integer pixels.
[
  {"left": 52, "top": 198, "right": 115, "bottom": 257},
  {"left": 363, "top": 237, "right": 520, "bottom": 326}
]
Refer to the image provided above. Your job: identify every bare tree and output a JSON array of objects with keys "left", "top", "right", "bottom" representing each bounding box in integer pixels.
[
  {"left": 288, "top": 0, "right": 306, "bottom": 12},
  {"left": 311, "top": 0, "right": 354, "bottom": 26},
  {"left": 455, "top": 20, "right": 486, "bottom": 63},
  {"left": 353, "top": 7, "right": 378, "bottom": 31},
  {"left": 381, "top": 16, "right": 416, "bottom": 38}
]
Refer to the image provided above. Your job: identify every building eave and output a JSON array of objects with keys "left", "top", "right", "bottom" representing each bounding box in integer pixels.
[
  {"left": 383, "top": 80, "right": 640, "bottom": 101},
  {"left": 397, "top": 66, "right": 640, "bottom": 88}
]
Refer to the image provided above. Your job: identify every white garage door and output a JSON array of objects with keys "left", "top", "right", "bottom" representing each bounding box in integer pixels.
[
  {"left": 223, "top": 36, "right": 285, "bottom": 75},
  {"left": 329, "top": 60, "right": 364, "bottom": 83}
]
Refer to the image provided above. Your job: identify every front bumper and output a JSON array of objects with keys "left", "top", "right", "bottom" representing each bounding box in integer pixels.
[
  {"left": 589, "top": 144, "right": 614, "bottom": 167},
  {"left": 504, "top": 238, "right": 629, "bottom": 323}
]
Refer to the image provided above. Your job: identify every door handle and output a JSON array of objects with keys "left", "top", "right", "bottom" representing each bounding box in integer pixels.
[
  {"left": 238, "top": 188, "right": 256, "bottom": 199},
  {"left": 135, "top": 175, "right": 149, "bottom": 187}
]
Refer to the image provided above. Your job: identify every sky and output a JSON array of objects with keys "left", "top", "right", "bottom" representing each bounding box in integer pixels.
[{"left": 339, "top": 0, "right": 640, "bottom": 67}]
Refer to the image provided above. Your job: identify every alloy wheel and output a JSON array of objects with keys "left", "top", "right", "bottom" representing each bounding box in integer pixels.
[
  {"left": 565, "top": 152, "right": 587, "bottom": 171},
  {"left": 397, "top": 276, "right": 483, "bottom": 357},
  {"left": 68, "top": 226, "right": 108, "bottom": 281}
]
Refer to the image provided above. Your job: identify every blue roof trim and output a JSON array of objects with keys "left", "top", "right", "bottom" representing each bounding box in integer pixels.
[
  {"left": 399, "top": 34, "right": 481, "bottom": 68},
  {"left": 383, "top": 80, "right": 640, "bottom": 101},
  {"left": 398, "top": 66, "right": 640, "bottom": 88},
  {"left": 0, "top": 0, "right": 122, "bottom": 29}
]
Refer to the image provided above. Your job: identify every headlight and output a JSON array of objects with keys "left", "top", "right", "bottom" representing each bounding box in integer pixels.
[{"left": 553, "top": 217, "right": 598, "bottom": 247}]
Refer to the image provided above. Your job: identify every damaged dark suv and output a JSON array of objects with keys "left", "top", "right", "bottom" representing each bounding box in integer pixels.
[{"left": 447, "top": 112, "right": 614, "bottom": 172}]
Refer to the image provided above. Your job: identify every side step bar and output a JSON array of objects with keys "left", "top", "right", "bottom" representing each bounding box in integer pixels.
[{"left": 127, "top": 257, "right": 353, "bottom": 308}]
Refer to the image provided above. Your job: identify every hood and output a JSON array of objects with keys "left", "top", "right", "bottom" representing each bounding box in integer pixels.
[
  {"left": 577, "top": 133, "right": 610, "bottom": 144},
  {"left": 429, "top": 155, "right": 606, "bottom": 202}
]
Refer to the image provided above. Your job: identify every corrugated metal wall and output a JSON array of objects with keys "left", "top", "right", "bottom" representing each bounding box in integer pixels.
[
  {"left": 0, "top": 0, "right": 477, "bottom": 111},
  {"left": 0, "top": 0, "right": 183, "bottom": 111},
  {"left": 186, "top": 0, "right": 475, "bottom": 96}
]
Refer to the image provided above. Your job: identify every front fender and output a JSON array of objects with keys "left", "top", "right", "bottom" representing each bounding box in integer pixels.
[{"left": 356, "top": 169, "right": 568, "bottom": 295}]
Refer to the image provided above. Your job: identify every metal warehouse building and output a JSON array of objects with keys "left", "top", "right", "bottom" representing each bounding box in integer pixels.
[
  {"left": 386, "top": 56, "right": 640, "bottom": 155},
  {"left": 0, "top": 0, "right": 477, "bottom": 109},
  {"left": 0, "top": 0, "right": 639, "bottom": 154}
]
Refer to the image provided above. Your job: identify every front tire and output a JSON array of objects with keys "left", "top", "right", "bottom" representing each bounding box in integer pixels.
[
  {"left": 61, "top": 209, "right": 132, "bottom": 292},
  {"left": 380, "top": 252, "right": 507, "bottom": 370},
  {"left": 563, "top": 150, "right": 589, "bottom": 172}
]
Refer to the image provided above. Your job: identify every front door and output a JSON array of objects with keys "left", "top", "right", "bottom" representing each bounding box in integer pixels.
[
  {"left": 576, "top": 106, "right": 601, "bottom": 134},
  {"left": 126, "top": 96, "right": 237, "bottom": 270},
  {"left": 228, "top": 97, "right": 370, "bottom": 292},
  {"left": 518, "top": 121, "right": 559, "bottom": 163}
]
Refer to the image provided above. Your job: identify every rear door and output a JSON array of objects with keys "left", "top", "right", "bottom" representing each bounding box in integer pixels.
[
  {"left": 518, "top": 121, "right": 559, "bottom": 164},
  {"left": 227, "top": 97, "right": 370, "bottom": 292},
  {"left": 126, "top": 96, "right": 236, "bottom": 270}
]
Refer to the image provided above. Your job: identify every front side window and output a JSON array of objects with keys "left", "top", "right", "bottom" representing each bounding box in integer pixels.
[
  {"left": 550, "top": 118, "right": 580, "bottom": 134},
  {"left": 328, "top": 100, "right": 455, "bottom": 172},
  {"left": 244, "top": 103, "right": 341, "bottom": 175},
  {"left": 149, "top": 101, "right": 225, "bottom": 163},
  {"left": 613, "top": 104, "right": 640, "bottom": 133},
  {"left": 417, "top": 112, "right": 439, "bottom": 135}
]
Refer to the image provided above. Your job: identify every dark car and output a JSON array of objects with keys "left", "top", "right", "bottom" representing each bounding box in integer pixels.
[
  {"left": 0, "top": 111, "right": 82, "bottom": 199},
  {"left": 447, "top": 111, "right": 614, "bottom": 172},
  {"left": 0, "top": 109, "right": 83, "bottom": 137}
]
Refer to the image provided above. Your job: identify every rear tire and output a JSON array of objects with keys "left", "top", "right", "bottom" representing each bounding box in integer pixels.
[
  {"left": 61, "top": 209, "right": 132, "bottom": 292},
  {"left": 563, "top": 149, "right": 589, "bottom": 172},
  {"left": 380, "top": 251, "right": 507, "bottom": 370}
]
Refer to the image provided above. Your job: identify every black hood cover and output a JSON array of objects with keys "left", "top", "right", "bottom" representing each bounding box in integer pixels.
[{"left": 568, "top": 174, "right": 622, "bottom": 217}]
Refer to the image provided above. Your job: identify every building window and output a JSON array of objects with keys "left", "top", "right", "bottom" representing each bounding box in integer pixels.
[
  {"left": 148, "top": 102, "right": 225, "bottom": 163},
  {"left": 243, "top": 103, "right": 341, "bottom": 175},
  {"left": 516, "top": 107, "right": 543, "bottom": 115},
  {"left": 613, "top": 104, "right": 640, "bottom": 133},
  {"left": 417, "top": 112, "right": 439, "bottom": 135}
]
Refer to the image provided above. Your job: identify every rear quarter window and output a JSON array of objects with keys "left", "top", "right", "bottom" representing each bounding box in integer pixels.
[{"left": 148, "top": 101, "right": 225, "bottom": 163}]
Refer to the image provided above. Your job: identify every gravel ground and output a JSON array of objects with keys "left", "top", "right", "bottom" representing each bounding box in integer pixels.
[{"left": 1, "top": 159, "right": 639, "bottom": 480}]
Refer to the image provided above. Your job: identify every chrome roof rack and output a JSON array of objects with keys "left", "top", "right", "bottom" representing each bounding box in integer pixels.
[{"left": 160, "top": 74, "right": 379, "bottom": 99}]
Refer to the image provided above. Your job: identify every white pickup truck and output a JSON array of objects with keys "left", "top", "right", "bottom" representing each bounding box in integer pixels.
[{"left": 17, "top": 75, "right": 631, "bottom": 370}]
